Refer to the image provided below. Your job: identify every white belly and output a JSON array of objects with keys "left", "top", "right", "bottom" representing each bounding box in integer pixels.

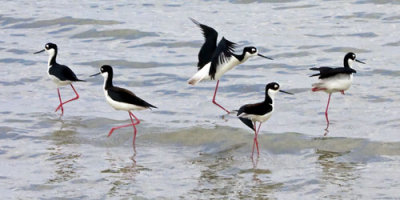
[
  {"left": 213, "top": 57, "right": 240, "bottom": 80},
  {"left": 48, "top": 74, "right": 72, "bottom": 86},
  {"left": 313, "top": 74, "right": 353, "bottom": 93},
  {"left": 240, "top": 111, "right": 273, "bottom": 123},
  {"left": 104, "top": 90, "right": 147, "bottom": 111},
  {"left": 188, "top": 57, "right": 241, "bottom": 85}
]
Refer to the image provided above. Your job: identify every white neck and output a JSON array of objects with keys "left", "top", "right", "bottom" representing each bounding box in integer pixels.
[
  {"left": 347, "top": 59, "right": 354, "bottom": 68},
  {"left": 267, "top": 89, "right": 278, "bottom": 104},
  {"left": 240, "top": 52, "right": 254, "bottom": 64},
  {"left": 102, "top": 72, "right": 109, "bottom": 90},
  {"left": 47, "top": 49, "right": 56, "bottom": 67}
]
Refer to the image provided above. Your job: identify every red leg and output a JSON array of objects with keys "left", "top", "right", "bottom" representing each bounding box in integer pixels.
[
  {"left": 129, "top": 111, "right": 141, "bottom": 146},
  {"left": 212, "top": 80, "right": 230, "bottom": 114},
  {"left": 107, "top": 111, "right": 139, "bottom": 137},
  {"left": 255, "top": 123, "right": 262, "bottom": 156},
  {"left": 108, "top": 123, "right": 134, "bottom": 137},
  {"left": 251, "top": 121, "right": 257, "bottom": 158},
  {"left": 55, "top": 84, "right": 80, "bottom": 112},
  {"left": 340, "top": 90, "right": 345, "bottom": 95},
  {"left": 312, "top": 87, "right": 327, "bottom": 92},
  {"left": 56, "top": 88, "right": 64, "bottom": 116},
  {"left": 325, "top": 93, "right": 332, "bottom": 131}
]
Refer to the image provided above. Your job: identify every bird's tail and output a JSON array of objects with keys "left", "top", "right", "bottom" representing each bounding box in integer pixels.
[
  {"left": 187, "top": 64, "right": 210, "bottom": 85},
  {"left": 239, "top": 117, "right": 255, "bottom": 131},
  {"left": 309, "top": 73, "right": 320, "bottom": 77}
]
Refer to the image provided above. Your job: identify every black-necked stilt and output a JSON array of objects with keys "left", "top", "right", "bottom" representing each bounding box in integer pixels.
[
  {"left": 237, "top": 82, "right": 293, "bottom": 157},
  {"left": 310, "top": 52, "right": 365, "bottom": 130},
  {"left": 188, "top": 18, "right": 273, "bottom": 114},
  {"left": 91, "top": 65, "right": 156, "bottom": 146},
  {"left": 34, "top": 43, "right": 84, "bottom": 116}
]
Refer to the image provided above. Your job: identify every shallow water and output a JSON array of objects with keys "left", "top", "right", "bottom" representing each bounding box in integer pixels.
[{"left": 1, "top": 0, "right": 400, "bottom": 199}]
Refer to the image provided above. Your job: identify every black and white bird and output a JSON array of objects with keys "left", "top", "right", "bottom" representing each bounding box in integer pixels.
[
  {"left": 310, "top": 52, "right": 365, "bottom": 130},
  {"left": 187, "top": 18, "right": 273, "bottom": 114},
  {"left": 34, "top": 43, "right": 84, "bottom": 116},
  {"left": 237, "top": 82, "right": 293, "bottom": 157},
  {"left": 91, "top": 65, "right": 156, "bottom": 146}
]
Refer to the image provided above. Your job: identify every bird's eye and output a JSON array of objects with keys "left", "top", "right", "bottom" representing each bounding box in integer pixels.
[{"left": 252, "top": 48, "right": 256, "bottom": 52}]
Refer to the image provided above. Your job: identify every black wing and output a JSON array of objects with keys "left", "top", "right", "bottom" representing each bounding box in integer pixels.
[
  {"left": 237, "top": 102, "right": 271, "bottom": 131},
  {"left": 108, "top": 87, "right": 157, "bottom": 109},
  {"left": 309, "top": 66, "right": 333, "bottom": 78},
  {"left": 49, "top": 64, "right": 85, "bottom": 82},
  {"left": 310, "top": 66, "right": 356, "bottom": 79},
  {"left": 190, "top": 18, "right": 218, "bottom": 70},
  {"left": 209, "top": 37, "right": 236, "bottom": 79},
  {"left": 238, "top": 117, "right": 254, "bottom": 131}
]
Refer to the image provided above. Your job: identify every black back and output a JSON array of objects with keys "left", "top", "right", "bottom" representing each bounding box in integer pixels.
[
  {"left": 237, "top": 83, "right": 278, "bottom": 131},
  {"left": 107, "top": 87, "right": 157, "bottom": 109},
  {"left": 310, "top": 52, "right": 357, "bottom": 79},
  {"left": 49, "top": 63, "right": 84, "bottom": 82},
  {"left": 45, "top": 43, "right": 84, "bottom": 82},
  {"left": 190, "top": 18, "right": 218, "bottom": 70},
  {"left": 101, "top": 65, "right": 156, "bottom": 109},
  {"left": 209, "top": 37, "right": 237, "bottom": 79},
  {"left": 309, "top": 67, "right": 356, "bottom": 79}
]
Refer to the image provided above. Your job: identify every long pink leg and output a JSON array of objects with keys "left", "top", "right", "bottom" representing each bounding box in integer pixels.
[
  {"left": 251, "top": 122, "right": 257, "bottom": 157},
  {"left": 312, "top": 87, "right": 327, "bottom": 92},
  {"left": 107, "top": 112, "right": 141, "bottom": 146},
  {"left": 255, "top": 123, "right": 262, "bottom": 156},
  {"left": 108, "top": 112, "right": 139, "bottom": 137},
  {"left": 325, "top": 93, "right": 332, "bottom": 131},
  {"left": 56, "top": 88, "right": 64, "bottom": 116},
  {"left": 129, "top": 111, "right": 141, "bottom": 146},
  {"left": 212, "top": 80, "right": 230, "bottom": 114},
  {"left": 340, "top": 90, "right": 345, "bottom": 95},
  {"left": 55, "top": 84, "right": 80, "bottom": 112}
]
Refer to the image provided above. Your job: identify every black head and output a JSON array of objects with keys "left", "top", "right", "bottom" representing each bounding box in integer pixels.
[
  {"left": 266, "top": 82, "right": 293, "bottom": 95},
  {"left": 90, "top": 65, "right": 113, "bottom": 77},
  {"left": 34, "top": 42, "right": 58, "bottom": 54},
  {"left": 243, "top": 46, "right": 273, "bottom": 60},
  {"left": 45, "top": 43, "right": 57, "bottom": 51},
  {"left": 266, "top": 82, "right": 280, "bottom": 92},
  {"left": 344, "top": 52, "right": 365, "bottom": 67},
  {"left": 100, "top": 65, "right": 113, "bottom": 74},
  {"left": 243, "top": 46, "right": 258, "bottom": 55}
]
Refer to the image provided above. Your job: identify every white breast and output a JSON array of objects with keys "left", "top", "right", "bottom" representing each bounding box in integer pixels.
[{"left": 214, "top": 57, "right": 241, "bottom": 80}]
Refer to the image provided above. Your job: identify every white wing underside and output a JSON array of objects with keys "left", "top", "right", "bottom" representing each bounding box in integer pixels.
[{"left": 187, "top": 57, "right": 240, "bottom": 85}]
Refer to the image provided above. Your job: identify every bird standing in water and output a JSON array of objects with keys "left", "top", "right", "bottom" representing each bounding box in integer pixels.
[
  {"left": 34, "top": 43, "right": 84, "bottom": 116},
  {"left": 91, "top": 65, "right": 156, "bottom": 147},
  {"left": 237, "top": 82, "right": 293, "bottom": 157},
  {"left": 310, "top": 52, "right": 365, "bottom": 131},
  {"left": 188, "top": 18, "right": 273, "bottom": 114}
]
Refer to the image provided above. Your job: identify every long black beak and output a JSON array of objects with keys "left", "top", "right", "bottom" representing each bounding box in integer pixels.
[
  {"left": 258, "top": 53, "right": 273, "bottom": 60},
  {"left": 355, "top": 59, "right": 366, "bottom": 64},
  {"left": 279, "top": 90, "right": 294, "bottom": 95},
  {"left": 34, "top": 49, "right": 45, "bottom": 54},
  {"left": 90, "top": 72, "right": 101, "bottom": 77}
]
